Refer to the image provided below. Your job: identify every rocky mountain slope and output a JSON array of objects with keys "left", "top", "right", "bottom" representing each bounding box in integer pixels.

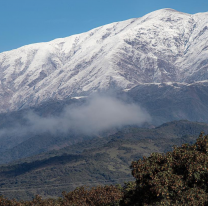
[
  {"left": 127, "top": 81, "right": 208, "bottom": 125},
  {"left": 0, "top": 8, "right": 208, "bottom": 112}
]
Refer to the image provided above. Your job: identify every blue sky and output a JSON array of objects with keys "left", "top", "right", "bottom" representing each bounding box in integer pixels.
[{"left": 0, "top": 0, "right": 208, "bottom": 53}]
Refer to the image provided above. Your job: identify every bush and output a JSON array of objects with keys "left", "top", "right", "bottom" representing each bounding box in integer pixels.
[
  {"left": 0, "top": 185, "right": 123, "bottom": 206},
  {"left": 121, "top": 132, "right": 208, "bottom": 205},
  {"left": 62, "top": 185, "right": 123, "bottom": 206}
]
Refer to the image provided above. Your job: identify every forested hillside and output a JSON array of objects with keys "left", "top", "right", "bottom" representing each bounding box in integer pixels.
[
  {"left": 1, "top": 130, "right": 208, "bottom": 205},
  {"left": 0, "top": 120, "right": 207, "bottom": 200}
]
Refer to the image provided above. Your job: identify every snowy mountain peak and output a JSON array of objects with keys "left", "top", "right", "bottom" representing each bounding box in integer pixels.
[{"left": 0, "top": 9, "right": 208, "bottom": 112}]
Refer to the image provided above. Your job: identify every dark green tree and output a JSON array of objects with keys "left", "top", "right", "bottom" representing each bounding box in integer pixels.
[{"left": 121, "top": 132, "right": 208, "bottom": 205}]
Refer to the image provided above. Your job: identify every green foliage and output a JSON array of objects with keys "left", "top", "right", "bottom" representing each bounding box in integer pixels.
[
  {"left": 121, "top": 132, "right": 208, "bottom": 205},
  {"left": 0, "top": 185, "right": 123, "bottom": 206},
  {"left": 62, "top": 185, "right": 123, "bottom": 206}
]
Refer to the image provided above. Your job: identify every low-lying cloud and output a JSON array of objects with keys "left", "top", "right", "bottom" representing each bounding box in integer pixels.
[
  {"left": 0, "top": 94, "right": 151, "bottom": 141},
  {"left": 26, "top": 95, "right": 151, "bottom": 134}
]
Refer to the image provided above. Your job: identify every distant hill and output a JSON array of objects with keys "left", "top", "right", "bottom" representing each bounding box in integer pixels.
[{"left": 0, "top": 120, "right": 207, "bottom": 200}]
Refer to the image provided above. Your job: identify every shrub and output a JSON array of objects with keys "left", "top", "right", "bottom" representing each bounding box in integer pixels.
[
  {"left": 62, "top": 185, "right": 123, "bottom": 206},
  {"left": 121, "top": 132, "right": 208, "bottom": 205}
]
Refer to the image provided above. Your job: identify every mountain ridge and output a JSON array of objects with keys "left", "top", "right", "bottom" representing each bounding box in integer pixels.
[{"left": 0, "top": 9, "right": 208, "bottom": 112}]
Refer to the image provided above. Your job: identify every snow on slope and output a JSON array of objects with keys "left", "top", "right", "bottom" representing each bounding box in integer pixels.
[{"left": 0, "top": 8, "right": 208, "bottom": 112}]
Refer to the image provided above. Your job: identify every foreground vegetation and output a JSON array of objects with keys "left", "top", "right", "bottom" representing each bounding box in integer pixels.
[
  {"left": 0, "top": 185, "right": 124, "bottom": 206},
  {"left": 2, "top": 132, "right": 208, "bottom": 205},
  {"left": 121, "top": 132, "right": 208, "bottom": 205}
]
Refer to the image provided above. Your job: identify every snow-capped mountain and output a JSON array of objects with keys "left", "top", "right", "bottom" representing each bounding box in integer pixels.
[{"left": 0, "top": 8, "right": 208, "bottom": 112}]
